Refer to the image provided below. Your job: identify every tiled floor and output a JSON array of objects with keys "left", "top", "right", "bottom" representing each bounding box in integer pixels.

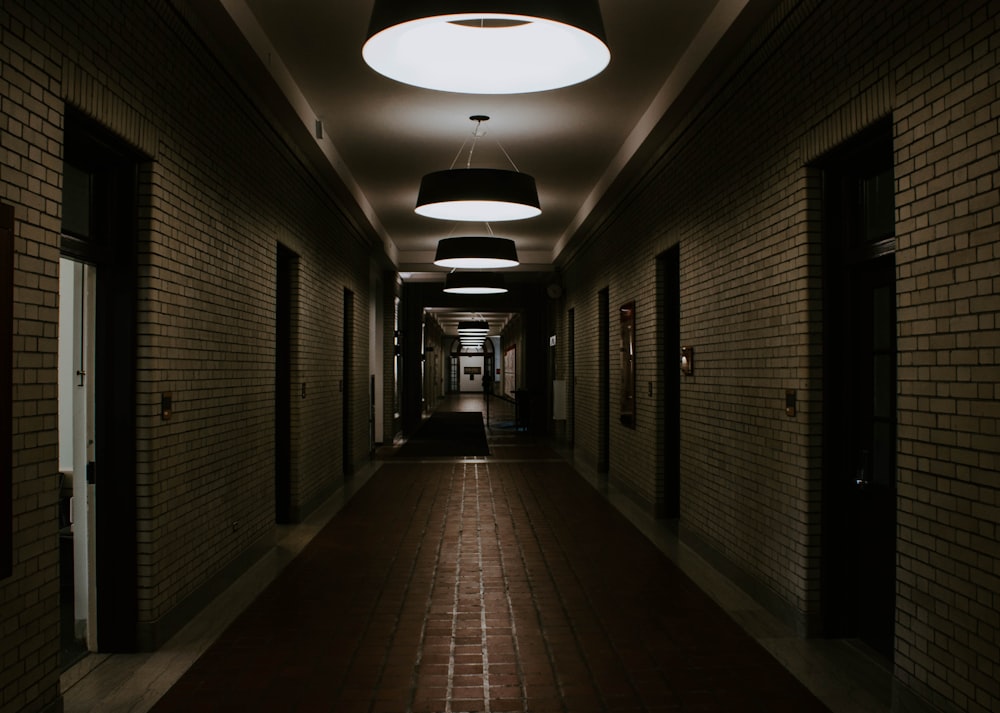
[{"left": 61, "top": 396, "right": 892, "bottom": 713}]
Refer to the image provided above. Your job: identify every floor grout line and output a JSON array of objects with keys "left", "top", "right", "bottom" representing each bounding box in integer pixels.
[
  {"left": 444, "top": 463, "right": 467, "bottom": 713},
  {"left": 485, "top": 464, "right": 529, "bottom": 713},
  {"left": 474, "top": 464, "right": 492, "bottom": 713}
]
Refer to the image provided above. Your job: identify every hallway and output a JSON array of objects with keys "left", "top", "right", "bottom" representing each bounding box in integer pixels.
[{"left": 61, "top": 399, "right": 889, "bottom": 712}]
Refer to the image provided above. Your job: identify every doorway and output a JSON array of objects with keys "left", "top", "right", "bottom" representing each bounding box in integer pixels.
[
  {"left": 58, "top": 258, "right": 97, "bottom": 663},
  {"left": 343, "top": 288, "right": 354, "bottom": 477},
  {"left": 658, "top": 246, "right": 681, "bottom": 518},
  {"left": 275, "top": 244, "right": 295, "bottom": 523},
  {"left": 821, "top": 120, "right": 897, "bottom": 660},
  {"left": 1, "top": 203, "right": 12, "bottom": 582},
  {"left": 568, "top": 308, "right": 575, "bottom": 446},
  {"left": 598, "top": 288, "right": 610, "bottom": 474},
  {"left": 58, "top": 109, "right": 140, "bottom": 659}
]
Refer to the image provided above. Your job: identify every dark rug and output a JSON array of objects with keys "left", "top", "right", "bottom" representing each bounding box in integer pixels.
[{"left": 394, "top": 411, "right": 489, "bottom": 457}]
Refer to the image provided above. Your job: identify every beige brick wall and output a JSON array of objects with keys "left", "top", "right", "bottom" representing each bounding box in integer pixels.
[
  {"left": 555, "top": 1, "right": 998, "bottom": 711},
  {"left": 1, "top": 2, "right": 68, "bottom": 710},
  {"left": 1, "top": 1, "right": 997, "bottom": 712},
  {"left": 892, "top": 2, "right": 1000, "bottom": 709},
  {"left": 1, "top": 1, "right": 389, "bottom": 710}
]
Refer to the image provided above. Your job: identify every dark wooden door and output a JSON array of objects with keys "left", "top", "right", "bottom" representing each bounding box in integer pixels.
[
  {"left": 343, "top": 288, "right": 354, "bottom": 477},
  {"left": 659, "top": 246, "right": 680, "bottom": 518},
  {"left": 275, "top": 245, "right": 293, "bottom": 523},
  {"left": 821, "top": 120, "right": 896, "bottom": 660},
  {"left": 838, "top": 254, "right": 896, "bottom": 657}
]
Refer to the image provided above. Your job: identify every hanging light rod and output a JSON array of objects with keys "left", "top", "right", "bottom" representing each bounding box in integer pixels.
[
  {"left": 434, "top": 236, "right": 519, "bottom": 269},
  {"left": 362, "top": 1, "right": 610, "bottom": 94},
  {"left": 445, "top": 273, "right": 507, "bottom": 295}
]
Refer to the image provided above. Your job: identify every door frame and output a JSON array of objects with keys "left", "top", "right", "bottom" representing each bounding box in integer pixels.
[
  {"left": 658, "top": 246, "right": 681, "bottom": 518},
  {"left": 275, "top": 244, "right": 295, "bottom": 523},
  {"left": 597, "top": 288, "right": 610, "bottom": 473},
  {"left": 0, "top": 203, "right": 12, "bottom": 581},
  {"left": 62, "top": 108, "right": 140, "bottom": 651},
  {"left": 819, "top": 119, "right": 897, "bottom": 658},
  {"left": 343, "top": 288, "right": 355, "bottom": 477}
]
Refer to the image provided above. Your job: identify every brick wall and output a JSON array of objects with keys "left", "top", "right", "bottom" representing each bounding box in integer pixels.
[
  {"left": 2, "top": 2, "right": 70, "bottom": 709},
  {"left": 0, "top": 1, "right": 388, "bottom": 710},
  {"left": 555, "top": 1, "right": 998, "bottom": 711},
  {"left": 892, "top": 2, "right": 1000, "bottom": 710}
]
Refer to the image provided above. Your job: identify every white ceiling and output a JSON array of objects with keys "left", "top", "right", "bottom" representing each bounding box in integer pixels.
[{"left": 188, "top": 0, "right": 777, "bottom": 333}]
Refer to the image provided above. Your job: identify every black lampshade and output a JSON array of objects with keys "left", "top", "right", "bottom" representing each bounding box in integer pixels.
[
  {"left": 434, "top": 237, "right": 519, "bottom": 269},
  {"left": 416, "top": 168, "right": 540, "bottom": 222},
  {"left": 444, "top": 273, "right": 507, "bottom": 295}
]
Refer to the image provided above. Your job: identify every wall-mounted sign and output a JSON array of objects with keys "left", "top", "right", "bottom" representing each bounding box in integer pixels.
[{"left": 463, "top": 366, "right": 482, "bottom": 375}]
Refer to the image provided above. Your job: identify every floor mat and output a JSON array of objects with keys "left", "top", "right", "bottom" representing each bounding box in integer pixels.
[{"left": 394, "top": 411, "right": 489, "bottom": 457}]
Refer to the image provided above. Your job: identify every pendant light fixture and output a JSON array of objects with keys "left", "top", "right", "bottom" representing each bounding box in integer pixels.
[
  {"left": 362, "top": 1, "right": 610, "bottom": 94},
  {"left": 458, "top": 319, "right": 490, "bottom": 349},
  {"left": 458, "top": 320, "right": 489, "bottom": 333},
  {"left": 416, "top": 116, "right": 540, "bottom": 223},
  {"left": 417, "top": 169, "right": 539, "bottom": 221},
  {"left": 434, "top": 236, "right": 518, "bottom": 269},
  {"left": 444, "top": 272, "right": 507, "bottom": 295}
]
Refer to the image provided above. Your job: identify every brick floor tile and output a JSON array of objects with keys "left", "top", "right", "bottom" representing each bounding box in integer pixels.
[{"left": 149, "top": 460, "right": 830, "bottom": 713}]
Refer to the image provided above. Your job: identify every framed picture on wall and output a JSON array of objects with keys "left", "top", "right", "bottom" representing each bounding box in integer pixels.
[
  {"left": 503, "top": 345, "right": 516, "bottom": 396},
  {"left": 619, "top": 301, "right": 636, "bottom": 428}
]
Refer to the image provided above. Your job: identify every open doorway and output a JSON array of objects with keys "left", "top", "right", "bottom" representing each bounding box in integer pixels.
[
  {"left": 58, "top": 258, "right": 97, "bottom": 663},
  {"left": 58, "top": 109, "right": 140, "bottom": 661}
]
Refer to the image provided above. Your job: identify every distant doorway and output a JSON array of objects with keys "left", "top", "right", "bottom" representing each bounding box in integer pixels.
[
  {"left": 658, "top": 246, "right": 681, "bottom": 518},
  {"left": 598, "top": 288, "right": 610, "bottom": 474},
  {"left": 821, "top": 120, "right": 897, "bottom": 660},
  {"left": 343, "top": 288, "right": 355, "bottom": 477},
  {"left": 275, "top": 245, "right": 295, "bottom": 523},
  {"left": 568, "top": 308, "right": 575, "bottom": 446}
]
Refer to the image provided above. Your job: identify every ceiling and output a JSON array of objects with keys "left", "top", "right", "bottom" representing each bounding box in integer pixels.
[{"left": 187, "top": 1, "right": 777, "bottom": 335}]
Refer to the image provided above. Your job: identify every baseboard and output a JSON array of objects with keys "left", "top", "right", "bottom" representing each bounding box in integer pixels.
[
  {"left": 607, "top": 473, "right": 660, "bottom": 518},
  {"left": 893, "top": 678, "right": 954, "bottom": 713},
  {"left": 291, "top": 480, "right": 341, "bottom": 523},
  {"left": 678, "top": 522, "right": 810, "bottom": 637},
  {"left": 41, "top": 694, "right": 64, "bottom": 713},
  {"left": 135, "top": 530, "right": 275, "bottom": 651}
]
